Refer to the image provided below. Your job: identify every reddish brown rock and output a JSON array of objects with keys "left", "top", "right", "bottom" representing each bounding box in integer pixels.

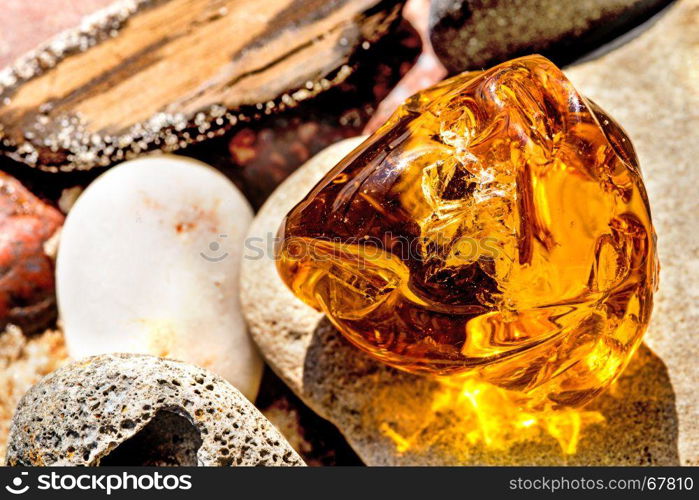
[{"left": 0, "top": 172, "right": 63, "bottom": 333}]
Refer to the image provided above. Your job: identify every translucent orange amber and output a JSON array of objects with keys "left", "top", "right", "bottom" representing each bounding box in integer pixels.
[{"left": 276, "top": 55, "right": 658, "bottom": 408}]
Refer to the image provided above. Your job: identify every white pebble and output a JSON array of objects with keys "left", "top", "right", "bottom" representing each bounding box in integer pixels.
[{"left": 57, "top": 155, "right": 262, "bottom": 400}]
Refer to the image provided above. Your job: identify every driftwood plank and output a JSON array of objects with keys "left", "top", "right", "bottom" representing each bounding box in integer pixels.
[{"left": 0, "top": 0, "right": 405, "bottom": 172}]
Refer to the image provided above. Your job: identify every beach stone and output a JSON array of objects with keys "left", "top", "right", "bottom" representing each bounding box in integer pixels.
[
  {"left": 242, "top": 0, "right": 699, "bottom": 461},
  {"left": 0, "top": 171, "right": 64, "bottom": 334},
  {"left": 56, "top": 155, "right": 263, "bottom": 400},
  {"left": 429, "top": 0, "right": 672, "bottom": 74},
  {"left": 5, "top": 353, "right": 304, "bottom": 466}
]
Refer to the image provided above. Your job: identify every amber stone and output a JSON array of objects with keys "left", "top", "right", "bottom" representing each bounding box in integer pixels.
[{"left": 276, "top": 55, "right": 658, "bottom": 408}]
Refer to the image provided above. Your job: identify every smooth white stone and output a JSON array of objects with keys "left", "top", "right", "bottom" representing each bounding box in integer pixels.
[{"left": 57, "top": 155, "right": 263, "bottom": 400}]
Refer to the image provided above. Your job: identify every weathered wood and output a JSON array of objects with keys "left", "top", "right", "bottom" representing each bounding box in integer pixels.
[{"left": 0, "top": 0, "right": 405, "bottom": 172}]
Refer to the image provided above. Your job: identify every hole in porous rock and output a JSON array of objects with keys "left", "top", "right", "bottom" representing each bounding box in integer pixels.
[{"left": 100, "top": 410, "right": 202, "bottom": 466}]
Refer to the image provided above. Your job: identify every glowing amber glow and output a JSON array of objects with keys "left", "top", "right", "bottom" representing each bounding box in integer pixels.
[
  {"left": 379, "top": 377, "right": 605, "bottom": 455},
  {"left": 277, "top": 55, "right": 658, "bottom": 409}
]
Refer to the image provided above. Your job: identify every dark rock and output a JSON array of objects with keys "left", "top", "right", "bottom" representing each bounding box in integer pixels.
[{"left": 429, "top": 0, "right": 673, "bottom": 73}]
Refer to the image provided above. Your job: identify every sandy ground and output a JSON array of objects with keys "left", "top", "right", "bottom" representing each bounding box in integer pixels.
[{"left": 0, "top": 326, "right": 67, "bottom": 461}]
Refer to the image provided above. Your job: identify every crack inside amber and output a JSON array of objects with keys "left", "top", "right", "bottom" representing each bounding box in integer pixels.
[{"left": 276, "top": 55, "right": 658, "bottom": 408}]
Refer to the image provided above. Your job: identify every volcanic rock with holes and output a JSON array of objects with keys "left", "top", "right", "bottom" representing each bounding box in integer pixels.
[{"left": 5, "top": 354, "right": 304, "bottom": 466}]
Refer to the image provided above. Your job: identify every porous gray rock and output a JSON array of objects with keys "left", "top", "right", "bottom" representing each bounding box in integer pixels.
[
  {"left": 241, "top": 0, "right": 699, "bottom": 463},
  {"left": 429, "top": 0, "right": 672, "bottom": 73},
  {"left": 5, "top": 353, "right": 304, "bottom": 466}
]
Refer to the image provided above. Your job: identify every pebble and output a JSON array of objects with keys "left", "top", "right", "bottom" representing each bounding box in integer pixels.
[{"left": 56, "top": 155, "right": 263, "bottom": 400}]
